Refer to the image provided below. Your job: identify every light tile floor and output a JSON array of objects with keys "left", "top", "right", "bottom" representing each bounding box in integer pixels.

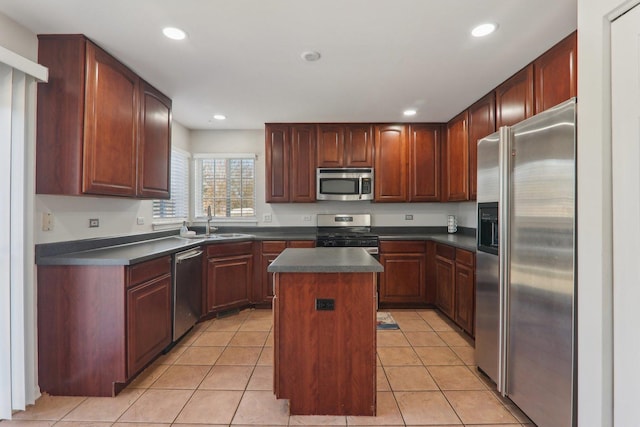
[{"left": 3, "top": 308, "right": 534, "bottom": 426}]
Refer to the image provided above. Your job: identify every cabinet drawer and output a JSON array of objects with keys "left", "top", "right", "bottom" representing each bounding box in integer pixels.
[
  {"left": 288, "top": 240, "right": 316, "bottom": 248},
  {"left": 455, "top": 249, "right": 475, "bottom": 267},
  {"left": 128, "top": 256, "right": 171, "bottom": 288},
  {"left": 207, "top": 241, "right": 253, "bottom": 258},
  {"left": 262, "top": 241, "right": 287, "bottom": 253},
  {"left": 380, "top": 240, "right": 425, "bottom": 253},
  {"left": 435, "top": 243, "right": 456, "bottom": 260}
]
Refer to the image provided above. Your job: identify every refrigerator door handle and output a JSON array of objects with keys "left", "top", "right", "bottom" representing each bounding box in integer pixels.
[{"left": 497, "top": 125, "right": 511, "bottom": 396}]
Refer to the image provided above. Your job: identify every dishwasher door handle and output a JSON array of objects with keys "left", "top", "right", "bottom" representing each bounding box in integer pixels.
[{"left": 176, "top": 249, "right": 203, "bottom": 263}]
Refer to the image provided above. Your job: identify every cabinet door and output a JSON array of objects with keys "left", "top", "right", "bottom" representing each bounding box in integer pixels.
[
  {"left": 374, "top": 125, "right": 408, "bottom": 202},
  {"left": 435, "top": 256, "right": 455, "bottom": 318},
  {"left": 496, "top": 64, "right": 534, "bottom": 128},
  {"left": 379, "top": 253, "right": 427, "bottom": 303},
  {"left": 207, "top": 254, "right": 253, "bottom": 312},
  {"left": 317, "top": 124, "right": 344, "bottom": 167},
  {"left": 138, "top": 80, "right": 172, "bottom": 199},
  {"left": 408, "top": 124, "right": 441, "bottom": 202},
  {"left": 455, "top": 262, "right": 475, "bottom": 335},
  {"left": 443, "top": 111, "right": 469, "bottom": 202},
  {"left": 83, "top": 41, "right": 139, "bottom": 196},
  {"left": 127, "top": 274, "right": 172, "bottom": 377},
  {"left": 265, "top": 124, "right": 290, "bottom": 202},
  {"left": 345, "top": 124, "right": 373, "bottom": 167},
  {"left": 290, "top": 125, "right": 316, "bottom": 202},
  {"left": 534, "top": 31, "right": 577, "bottom": 114},
  {"left": 468, "top": 93, "right": 496, "bottom": 201}
]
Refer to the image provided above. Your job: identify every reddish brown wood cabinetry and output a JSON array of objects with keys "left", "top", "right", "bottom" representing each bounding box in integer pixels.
[
  {"left": 379, "top": 241, "right": 428, "bottom": 305},
  {"left": 408, "top": 124, "right": 442, "bottom": 202},
  {"left": 138, "top": 81, "right": 172, "bottom": 198},
  {"left": 496, "top": 64, "right": 534, "bottom": 128},
  {"left": 433, "top": 244, "right": 476, "bottom": 336},
  {"left": 36, "top": 34, "right": 171, "bottom": 198},
  {"left": 317, "top": 124, "right": 373, "bottom": 167},
  {"left": 256, "top": 240, "right": 316, "bottom": 305},
  {"left": 443, "top": 111, "right": 469, "bottom": 202},
  {"left": 265, "top": 124, "right": 316, "bottom": 203},
  {"left": 454, "top": 249, "right": 475, "bottom": 335},
  {"left": 206, "top": 242, "right": 253, "bottom": 313},
  {"left": 534, "top": 31, "right": 577, "bottom": 114},
  {"left": 37, "top": 255, "right": 172, "bottom": 396},
  {"left": 434, "top": 244, "right": 456, "bottom": 318},
  {"left": 374, "top": 125, "right": 408, "bottom": 202},
  {"left": 467, "top": 93, "right": 496, "bottom": 201}
]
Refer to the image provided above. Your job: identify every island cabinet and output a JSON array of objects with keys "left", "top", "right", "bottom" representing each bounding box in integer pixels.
[
  {"left": 205, "top": 242, "right": 253, "bottom": 314},
  {"left": 317, "top": 124, "right": 373, "bottom": 167},
  {"left": 265, "top": 124, "right": 316, "bottom": 203},
  {"left": 378, "top": 240, "right": 428, "bottom": 306},
  {"left": 534, "top": 31, "right": 577, "bottom": 114},
  {"left": 255, "top": 240, "right": 316, "bottom": 306},
  {"left": 374, "top": 124, "right": 408, "bottom": 202},
  {"left": 442, "top": 111, "right": 470, "bottom": 202},
  {"left": 467, "top": 92, "right": 496, "bottom": 201},
  {"left": 433, "top": 243, "right": 476, "bottom": 336},
  {"left": 36, "top": 34, "right": 171, "bottom": 198},
  {"left": 496, "top": 64, "right": 535, "bottom": 128},
  {"left": 270, "top": 248, "right": 381, "bottom": 416},
  {"left": 37, "top": 255, "right": 172, "bottom": 397}
]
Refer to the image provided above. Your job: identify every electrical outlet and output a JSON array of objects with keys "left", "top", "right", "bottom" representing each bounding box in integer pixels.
[
  {"left": 303, "top": 215, "right": 312, "bottom": 222},
  {"left": 136, "top": 217, "right": 144, "bottom": 225},
  {"left": 89, "top": 218, "right": 99, "bottom": 228},
  {"left": 405, "top": 214, "right": 414, "bottom": 220},
  {"left": 263, "top": 213, "right": 272, "bottom": 223},
  {"left": 42, "top": 212, "right": 54, "bottom": 231}
]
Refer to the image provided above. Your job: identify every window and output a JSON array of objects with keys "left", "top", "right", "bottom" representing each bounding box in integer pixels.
[
  {"left": 194, "top": 154, "right": 256, "bottom": 219},
  {"left": 153, "top": 148, "right": 190, "bottom": 221}
]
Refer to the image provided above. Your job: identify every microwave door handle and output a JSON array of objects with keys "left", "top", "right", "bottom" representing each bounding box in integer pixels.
[{"left": 358, "top": 176, "right": 363, "bottom": 200}]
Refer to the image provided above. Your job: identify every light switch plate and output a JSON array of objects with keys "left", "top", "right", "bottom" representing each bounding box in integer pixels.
[
  {"left": 136, "top": 217, "right": 144, "bottom": 225},
  {"left": 42, "top": 212, "right": 53, "bottom": 231},
  {"left": 405, "top": 214, "right": 414, "bottom": 220},
  {"left": 263, "top": 213, "right": 272, "bottom": 223}
]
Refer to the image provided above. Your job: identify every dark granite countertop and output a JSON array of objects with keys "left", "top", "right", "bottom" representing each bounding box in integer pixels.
[
  {"left": 35, "top": 226, "right": 476, "bottom": 266},
  {"left": 268, "top": 247, "right": 384, "bottom": 273}
]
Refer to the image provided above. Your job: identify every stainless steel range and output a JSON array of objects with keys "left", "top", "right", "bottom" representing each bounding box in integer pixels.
[{"left": 315, "top": 213, "right": 379, "bottom": 256}]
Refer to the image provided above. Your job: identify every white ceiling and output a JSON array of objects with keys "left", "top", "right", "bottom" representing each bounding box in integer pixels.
[{"left": 0, "top": 0, "right": 576, "bottom": 130}]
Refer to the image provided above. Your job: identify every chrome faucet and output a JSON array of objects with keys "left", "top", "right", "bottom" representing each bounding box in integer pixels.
[{"left": 205, "top": 205, "right": 213, "bottom": 236}]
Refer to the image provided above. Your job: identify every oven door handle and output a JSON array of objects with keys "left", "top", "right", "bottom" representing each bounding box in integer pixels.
[{"left": 365, "top": 247, "right": 379, "bottom": 255}]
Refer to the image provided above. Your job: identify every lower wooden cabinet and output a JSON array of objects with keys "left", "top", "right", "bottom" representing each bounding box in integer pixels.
[
  {"left": 434, "top": 243, "right": 476, "bottom": 335},
  {"left": 37, "top": 255, "right": 172, "bottom": 396},
  {"left": 206, "top": 242, "right": 253, "bottom": 313},
  {"left": 126, "top": 273, "right": 172, "bottom": 377},
  {"left": 255, "top": 240, "right": 315, "bottom": 305},
  {"left": 379, "top": 240, "right": 427, "bottom": 305}
]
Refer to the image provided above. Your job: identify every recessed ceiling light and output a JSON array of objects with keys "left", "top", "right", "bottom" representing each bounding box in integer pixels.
[
  {"left": 213, "top": 114, "right": 226, "bottom": 120},
  {"left": 301, "top": 51, "right": 321, "bottom": 62},
  {"left": 162, "top": 27, "right": 187, "bottom": 40},
  {"left": 471, "top": 23, "right": 497, "bottom": 38},
  {"left": 403, "top": 109, "right": 417, "bottom": 116}
]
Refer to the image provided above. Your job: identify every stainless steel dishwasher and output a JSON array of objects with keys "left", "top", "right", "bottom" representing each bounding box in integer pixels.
[{"left": 173, "top": 247, "right": 203, "bottom": 342}]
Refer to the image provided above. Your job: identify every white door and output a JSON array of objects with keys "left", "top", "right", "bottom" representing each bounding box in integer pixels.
[{"left": 612, "top": 4, "right": 640, "bottom": 424}]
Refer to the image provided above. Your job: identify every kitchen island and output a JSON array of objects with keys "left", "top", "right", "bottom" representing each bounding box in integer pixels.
[{"left": 268, "top": 247, "right": 383, "bottom": 416}]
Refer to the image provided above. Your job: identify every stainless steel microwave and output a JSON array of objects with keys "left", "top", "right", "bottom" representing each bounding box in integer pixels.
[{"left": 316, "top": 168, "right": 374, "bottom": 201}]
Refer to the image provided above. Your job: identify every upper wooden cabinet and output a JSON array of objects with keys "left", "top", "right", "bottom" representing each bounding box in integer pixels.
[
  {"left": 443, "top": 111, "right": 469, "bottom": 202},
  {"left": 374, "top": 124, "right": 408, "bottom": 202},
  {"left": 265, "top": 124, "right": 316, "bottom": 203},
  {"left": 467, "top": 93, "right": 496, "bottom": 201},
  {"left": 496, "top": 64, "right": 534, "bottom": 128},
  {"left": 138, "top": 81, "right": 172, "bottom": 199},
  {"left": 534, "top": 31, "right": 577, "bottom": 114},
  {"left": 408, "top": 124, "right": 442, "bottom": 202},
  {"left": 317, "top": 124, "right": 373, "bottom": 167},
  {"left": 36, "top": 34, "right": 172, "bottom": 198}
]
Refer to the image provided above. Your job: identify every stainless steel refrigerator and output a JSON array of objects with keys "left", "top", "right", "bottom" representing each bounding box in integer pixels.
[{"left": 475, "top": 98, "right": 576, "bottom": 427}]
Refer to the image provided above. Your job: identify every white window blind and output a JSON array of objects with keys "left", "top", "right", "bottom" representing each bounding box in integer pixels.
[
  {"left": 194, "top": 154, "right": 256, "bottom": 218},
  {"left": 153, "top": 148, "right": 189, "bottom": 221}
]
